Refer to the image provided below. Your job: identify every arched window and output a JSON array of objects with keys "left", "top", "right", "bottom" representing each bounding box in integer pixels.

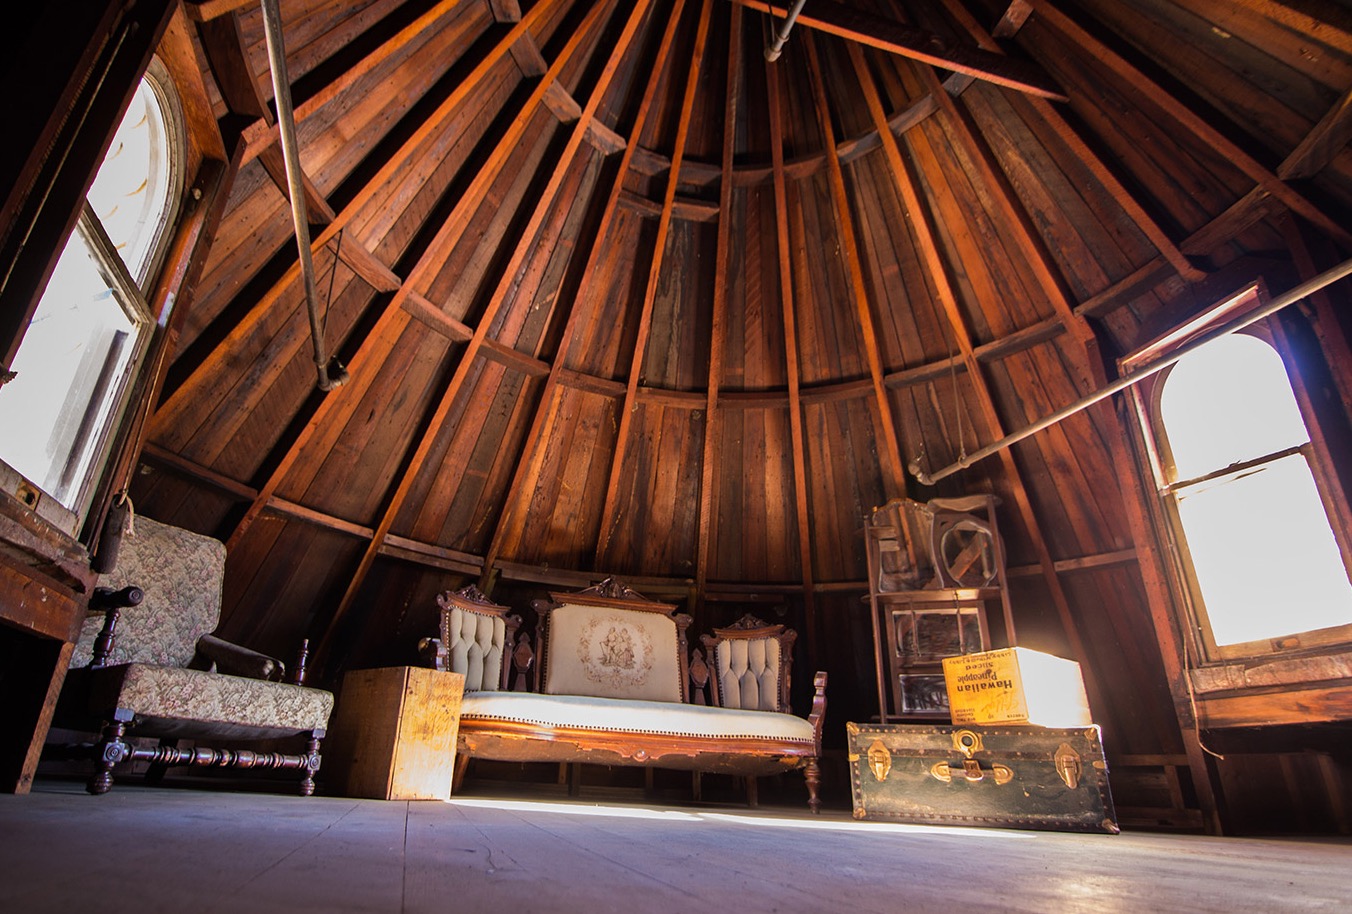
[
  {"left": 1151, "top": 332, "right": 1352, "bottom": 658},
  {"left": 0, "top": 61, "right": 184, "bottom": 524}
]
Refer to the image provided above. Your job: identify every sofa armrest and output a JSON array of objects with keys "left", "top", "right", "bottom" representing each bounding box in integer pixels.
[
  {"left": 808, "top": 671, "right": 828, "bottom": 750},
  {"left": 195, "top": 634, "right": 286, "bottom": 682}
]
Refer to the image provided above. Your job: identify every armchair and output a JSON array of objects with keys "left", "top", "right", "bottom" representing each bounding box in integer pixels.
[{"left": 60, "top": 516, "right": 334, "bottom": 795}]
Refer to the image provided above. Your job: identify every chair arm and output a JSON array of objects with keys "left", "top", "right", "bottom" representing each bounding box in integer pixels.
[
  {"left": 88, "top": 586, "right": 144, "bottom": 668},
  {"left": 417, "top": 636, "right": 449, "bottom": 672},
  {"left": 808, "top": 671, "right": 828, "bottom": 750},
  {"left": 195, "top": 634, "right": 286, "bottom": 682}
]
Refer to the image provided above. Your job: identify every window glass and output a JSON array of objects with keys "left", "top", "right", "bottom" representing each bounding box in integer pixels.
[
  {"left": 85, "top": 75, "right": 176, "bottom": 287},
  {"left": 1158, "top": 334, "right": 1352, "bottom": 650},
  {"left": 0, "top": 227, "right": 141, "bottom": 504},
  {"left": 1159, "top": 334, "right": 1309, "bottom": 482},
  {"left": 0, "top": 65, "right": 180, "bottom": 522}
]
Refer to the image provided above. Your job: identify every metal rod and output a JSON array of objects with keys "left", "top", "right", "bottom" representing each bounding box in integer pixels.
[
  {"left": 911, "top": 255, "right": 1352, "bottom": 486},
  {"left": 259, "top": 0, "right": 346, "bottom": 392},
  {"left": 764, "top": 0, "right": 809, "bottom": 62}
]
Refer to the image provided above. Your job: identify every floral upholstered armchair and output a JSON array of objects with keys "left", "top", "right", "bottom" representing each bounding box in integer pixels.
[{"left": 61, "top": 516, "right": 334, "bottom": 795}]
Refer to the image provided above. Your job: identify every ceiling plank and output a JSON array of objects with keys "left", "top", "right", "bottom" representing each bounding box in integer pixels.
[
  {"left": 314, "top": 0, "right": 652, "bottom": 667},
  {"left": 1278, "top": 86, "right": 1352, "bottom": 180},
  {"left": 939, "top": 0, "right": 1206, "bottom": 284},
  {"left": 479, "top": 0, "right": 690, "bottom": 585},
  {"left": 153, "top": 0, "right": 562, "bottom": 442},
  {"left": 594, "top": 0, "right": 715, "bottom": 568},
  {"left": 803, "top": 33, "right": 910, "bottom": 499},
  {"left": 1028, "top": 0, "right": 1352, "bottom": 251},
  {"left": 694, "top": 2, "right": 742, "bottom": 615},
  {"left": 733, "top": 0, "right": 1067, "bottom": 100},
  {"left": 765, "top": 19, "right": 818, "bottom": 663}
]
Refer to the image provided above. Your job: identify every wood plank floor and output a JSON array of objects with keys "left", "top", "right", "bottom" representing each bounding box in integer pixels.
[{"left": 2, "top": 779, "right": 1349, "bottom": 913}]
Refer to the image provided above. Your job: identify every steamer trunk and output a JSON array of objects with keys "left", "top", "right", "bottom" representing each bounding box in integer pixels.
[{"left": 847, "top": 722, "right": 1118, "bottom": 833}]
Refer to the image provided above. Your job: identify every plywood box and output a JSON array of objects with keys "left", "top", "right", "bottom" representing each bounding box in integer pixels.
[
  {"left": 942, "top": 647, "right": 1092, "bottom": 728},
  {"left": 325, "top": 666, "right": 465, "bottom": 800}
]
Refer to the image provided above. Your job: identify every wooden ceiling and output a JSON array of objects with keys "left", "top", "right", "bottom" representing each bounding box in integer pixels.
[{"left": 138, "top": 0, "right": 1352, "bottom": 757}]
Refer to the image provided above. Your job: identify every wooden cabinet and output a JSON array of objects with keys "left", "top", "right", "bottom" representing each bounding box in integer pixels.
[
  {"left": 324, "top": 666, "right": 465, "bottom": 800},
  {"left": 864, "top": 496, "right": 1015, "bottom": 723},
  {"left": 0, "top": 488, "right": 96, "bottom": 793}
]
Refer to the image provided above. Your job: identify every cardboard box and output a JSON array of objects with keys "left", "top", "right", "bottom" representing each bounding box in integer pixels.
[{"left": 942, "top": 647, "right": 1092, "bottom": 728}]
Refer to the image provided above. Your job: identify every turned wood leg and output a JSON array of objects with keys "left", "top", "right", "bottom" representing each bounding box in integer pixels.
[
  {"left": 452, "top": 752, "right": 471, "bottom": 794},
  {"left": 145, "top": 739, "right": 176, "bottom": 784},
  {"left": 746, "top": 775, "right": 759, "bottom": 808},
  {"left": 88, "top": 718, "right": 132, "bottom": 795},
  {"left": 299, "top": 733, "right": 322, "bottom": 797},
  {"left": 567, "top": 762, "right": 582, "bottom": 797},
  {"left": 804, "top": 757, "right": 822, "bottom": 815}
]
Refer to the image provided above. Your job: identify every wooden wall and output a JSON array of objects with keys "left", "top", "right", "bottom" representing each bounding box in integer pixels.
[{"left": 94, "top": 0, "right": 1352, "bottom": 831}]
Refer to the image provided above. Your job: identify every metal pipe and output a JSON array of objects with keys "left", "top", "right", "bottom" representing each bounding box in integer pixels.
[
  {"left": 259, "top": 0, "right": 347, "bottom": 392},
  {"left": 911, "top": 255, "right": 1352, "bottom": 486},
  {"left": 764, "top": 0, "right": 809, "bottom": 62}
]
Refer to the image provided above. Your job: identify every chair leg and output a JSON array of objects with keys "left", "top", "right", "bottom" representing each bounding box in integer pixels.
[
  {"left": 804, "top": 757, "right": 822, "bottom": 814},
  {"left": 299, "top": 734, "right": 322, "bottom": 797},
  {"left": 88, "top": 719, "right": 131, "bottom": 795},
  {"left": 745, "top": 775, "right": 759, "bottom": 808},
  {"left": 567, "top": 762, "right": 582, "bottom": 797},
  {"left": 691, "top": 770, "right": 702, "bottom": 803},
  {"left": 452, "top": 753, "right": 471, "bottom": 794}
]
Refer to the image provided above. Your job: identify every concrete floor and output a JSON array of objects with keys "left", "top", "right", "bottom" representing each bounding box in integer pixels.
[{"left": 2, "top": 779, "right": 1350, "bottom": 913}]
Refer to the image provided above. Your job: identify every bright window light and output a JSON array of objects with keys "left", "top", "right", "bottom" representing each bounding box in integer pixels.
[{"left": 1158, "top": 334, "right": 1352, "bottom": 648}]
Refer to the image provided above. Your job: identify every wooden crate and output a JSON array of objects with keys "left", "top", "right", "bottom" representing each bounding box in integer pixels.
[{"left": 325, "top": 667, "right": 464, "bottom": 800}]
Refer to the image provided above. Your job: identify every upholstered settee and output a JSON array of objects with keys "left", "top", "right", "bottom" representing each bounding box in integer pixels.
[
  {"left": 58, "top": 516, "right": 334, "bottom": 795},
  {"left": 424, "top": 580, "right": 827, "bottom": 811}
]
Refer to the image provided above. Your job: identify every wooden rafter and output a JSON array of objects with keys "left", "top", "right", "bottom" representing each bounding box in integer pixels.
[
  {"left": 480, "top": 0, "right": 694, "bottom": 584},
  {"left": 153, "top": 0, "right": 568, "bottom": 451},
  {"left": 803, "top": 32, "right": 909, "bottom": 499},
  {"left": 939, "top": 0, "right": 1207, "bottom": 285},
  {"left": 1028, "top": 0, "right": 1352, "bottom": 251},
  {"left": 594, "top": 0, "right": 715, "bottom": 567},
  {"left": 765, "top": 23, "right": 818, "bottom": 661},
  {"left": 694, "top": 3, "right": 741, "bottom": 613},
  {"left": 313, "top": 0, "right": 652, "bottom": 666},
  {"left": 733, "top": 0, "right": 1066, "bottom": 100}
]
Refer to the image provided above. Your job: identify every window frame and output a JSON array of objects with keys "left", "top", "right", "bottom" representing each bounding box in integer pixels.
[
  {"left": 1125, "top": 283, "right": 1352, "bottom": 665},
  {"left": 0, "top": 58, "right": 186, "bottom": 535}
]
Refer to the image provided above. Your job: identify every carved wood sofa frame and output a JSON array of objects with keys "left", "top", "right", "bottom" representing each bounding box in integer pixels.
[{"left": 428, "top": 580, "right": 827, "bottom": 811}]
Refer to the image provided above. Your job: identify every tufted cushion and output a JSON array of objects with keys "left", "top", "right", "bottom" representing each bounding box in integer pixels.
[
  {"left": 714, "top": 637, "right": 783, "bottom": 711},
  {"left": 86, "top": 663, "right": 333, "bottom": 739},
  {"left": 72, "top": 517, "right": 225, "bottom": 669},
  {"left": 461, "top": 691, "right": 814, "bottom": 743},
  {"left": 542, "top": 603, "right": 683, "bottom": 703},
  {"left": 442, "top": 606, "right": 507, "bottom": 692}
]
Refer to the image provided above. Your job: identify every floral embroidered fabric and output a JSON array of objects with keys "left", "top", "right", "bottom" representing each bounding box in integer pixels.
[{"left": 72, "top": 517, "right": 225, "bottom": 669}]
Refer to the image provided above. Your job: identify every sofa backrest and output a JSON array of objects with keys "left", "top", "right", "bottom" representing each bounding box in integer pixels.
[
  {"left": 72, "top": 515, "right": 225, "bottom": 669},
  {"left": 437, "top": 585, "right": 519, "bottom": 692},
  {"left": 536, "top": 579, "right": 691, "bottom": 703},
  {"left": 702, "top": 614, "right": 797, "bottom": 712}
]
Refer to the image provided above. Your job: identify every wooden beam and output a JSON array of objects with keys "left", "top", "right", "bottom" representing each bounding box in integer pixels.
[
  {"left": 733, "top": 0, "right": 1067, "bottom": 100},
  {"left": 315, "top": 0, "right": 650, "bottom": 667},
  {"left": 154, "top": 0, "right": 568, "bottom": 452},
  {"left": 695, "top": 2, "right": 742, "bottom": 614},
  {"left": 939, "top": 0, "right": 1206, "bottom": 284},
  {"left": 1028, "top": 0, "right": 1352, "bottom": 251},
  {"left": 804, "top": 34, "right": 910, "bottom": 499},
  {"left": 765, "top": 18, "right": 818, "bottom": 666},
  {"left": 1279, "top": 86, "right": 1352, "bottom": 180},
  {"left": 594, "top": 0, "right": 714, "bottom": 568},
  {"left": 479, "top": 0, "right": 689, "bottom": 585}
]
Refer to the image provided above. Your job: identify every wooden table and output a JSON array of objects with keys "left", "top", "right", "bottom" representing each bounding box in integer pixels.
[
  {"left": 0, "top": 488, "right": 96, "bottom": 793},
  {"left": 324, "top": 666, "right": 465, "bottom": 800}
]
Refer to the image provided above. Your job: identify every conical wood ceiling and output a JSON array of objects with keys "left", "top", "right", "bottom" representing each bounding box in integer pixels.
[{"left": 140, "top": 0, "right": 1352, "bottom": 752}]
